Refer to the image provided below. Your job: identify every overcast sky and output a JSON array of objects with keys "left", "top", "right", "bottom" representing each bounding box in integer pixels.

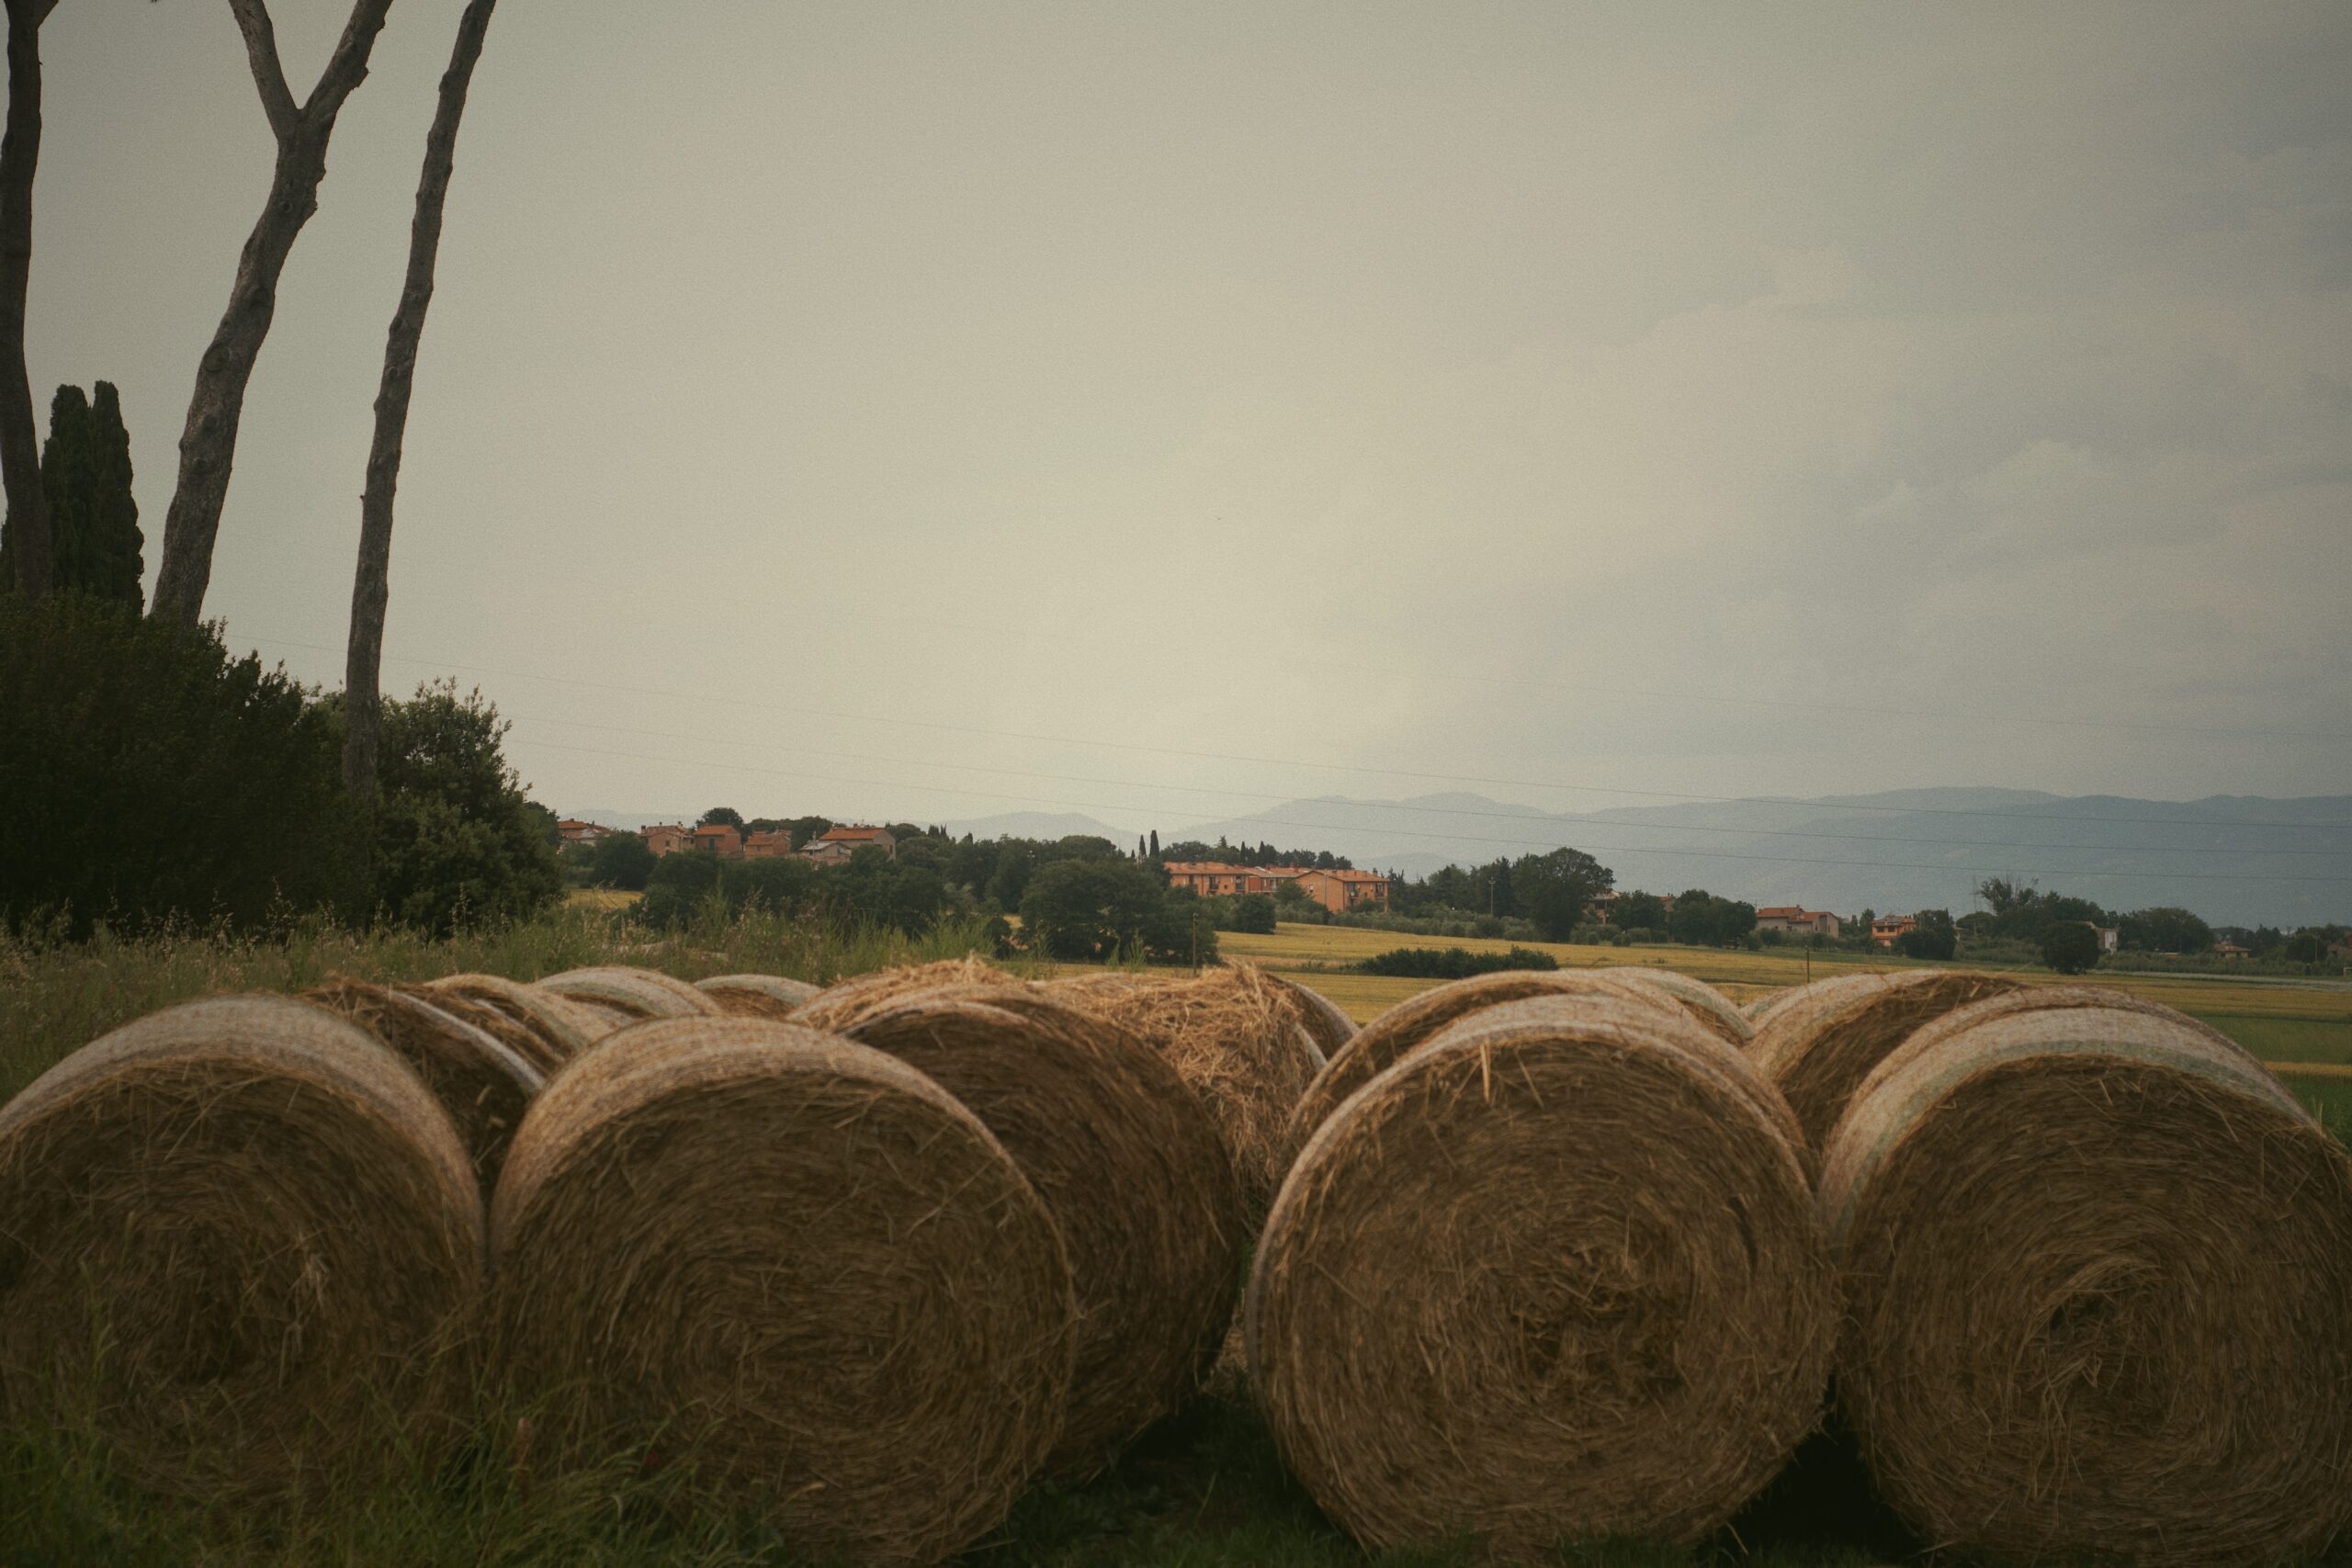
[{"left": 25, "top": 3, "right": 2351, "bottom": 832}]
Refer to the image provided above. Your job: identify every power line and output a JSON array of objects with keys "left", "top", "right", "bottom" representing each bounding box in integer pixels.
[
  {"left": 243, "top": 633, "right": 2352, "bottom": 833},
  {"left": 517, "top": 736, "right": 2352, "bottom": 885},
  {"left": 499, "top": 710, "right": 2346, "bottom": 858}
]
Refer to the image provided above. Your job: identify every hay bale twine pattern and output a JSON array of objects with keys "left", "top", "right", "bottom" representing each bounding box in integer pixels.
[
  {"left": 1820, "top": 1007, "right": 2352, "bottom": 1566},
  {"left": 788, "top": 957, "right": 1021, "bottom": 1033},
  {"left": 492, "top": 1016, "right": 1074, "bottom": 1565},
  {"left": 306, "top": 980, "right": 543, "bottom": 1190},
  {"left": 1046, "top": 964, "right": 1325, "bottom": 1218},
  {"left": 425, "top": 973, "right": 613, "bottom": 1066},
  {"left": 842, "top": 991, "right": 1242, "bottom": 1473},
  {"left": 1889, "top": 983, "right": 2259, "bottom": 1081},
  {"left": 695, "top": 972, "right": 822, "bottom": 1019},
  {"left": 1599, "top": 966, "right": 1753, "bottom": 1049},
  {"left": 0, "top": 994, "right": 483, "bottom": 1501},
  {"left": 538, "top": 964, "right": 722, "bottom": 1021},
  {"left": 1250, "top": 992, "right": 1833, "bottom": 1555},
  {"left": 1744, "top": 970, "right": 1882, "bottom": 1037},
  {"left": 1749, "top": 969, "right": 2025, "bottom": 1156},
  {"left": 1284, "top": 968, "right": 1685, "bottom": 1164}
]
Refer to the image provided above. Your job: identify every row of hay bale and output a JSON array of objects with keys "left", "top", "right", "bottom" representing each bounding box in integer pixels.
[
  {"left": 0, "top": 957, "right": 1334, "bottom": 1564},
  {"left": 1251, "top": 964, "right": 2352, "bottom": 1566},
  {"left": 9, "top": 953, "right": 2350, "bottom": 1564}
]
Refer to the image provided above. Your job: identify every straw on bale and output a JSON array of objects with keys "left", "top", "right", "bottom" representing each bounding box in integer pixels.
[
  {"left": 306, "top": 979, "right": 543, "bottom": 1190},
  {"left": 1820, "top": 1006, "right": 2352, "bottom": 1566},
  {"left": 1046, "top": 963, "right": 1325, "bottom": 1217},
  {"left": 1267, "top": 975, "right": 1357, "bottom": 1057},
  {"left": 695, "top": 972, "right": 822, "bottom": 1019},
  {"left": 787, "top": 956, "right": 1021, "bottom": 1033},
  {"left": 538, "top": 964, "right": 722, "bottom": 1021},
  {"left": 425, "top": 972, "right": 614, "bottom": 1066},
  {"left": 492, "top": 1016, "right": 1075, "bottom": 1565},
  {"left": 1250, "top": 991, "right": 1833, "bottom": 1556},
  {"left": 0, "top": 994, "right": 483, "bottom": 1501},
  {"left": 1602, "top": 966, "right": 1753, "bottom": 1048},
  {"left": 840, "top": 989, "right": 1241, "bottom": 1474},
  {"left": 1283, "top": 968, "right": 1692, "bottom": 1166},
  {"left": 1748, "top": 969, "right": 2025, "bottom": 1156}
]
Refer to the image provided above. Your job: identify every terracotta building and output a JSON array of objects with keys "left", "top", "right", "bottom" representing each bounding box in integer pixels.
[
  {"left": 640, "top": 823, "right": 692, "bottom": 857},
  {"left": 1871, "top": 914, "right": 1917, "bottom": 946},
  {"left": 1757, "top": 906, "right": 1840, "bottom": 938},
  {"left": 743, "top": 829, "right": 795, "bottom": 859},
  {"left": 1163, "top": 862, "right": 1283, "bottom": 897},
  {"left": 1288, "top": 866, "right": 1391, "bottom": 913},
  {"left": 800, "top": 825, "right": 897, "bottom": 863},
  {"left": 690, "top": 822, "right": 743, "bottom": 858}
]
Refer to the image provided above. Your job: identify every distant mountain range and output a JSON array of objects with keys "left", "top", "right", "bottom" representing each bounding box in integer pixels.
[
  {"left": 1159, "top": 789, "right": 2352, "bottom": 929},
  {"left": 578, "top": 791, "right": 2352, "bottom": 928}
]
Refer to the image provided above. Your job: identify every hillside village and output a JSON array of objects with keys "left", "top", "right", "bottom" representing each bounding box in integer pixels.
[{"left": 550, "top": 815, "right": 2350, "bottom": 970}]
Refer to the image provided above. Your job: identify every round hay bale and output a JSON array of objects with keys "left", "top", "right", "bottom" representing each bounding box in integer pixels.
[
  {"left": 538, "top": 964, "right": 721, "bottom": 1021},
  {"left": 0, "top": 994, "right": 483, "bottom": 1501},
  {"left": 424, "top": 973, "right": 613, "bottom": 1066},
  {"left": 305, "top": 979, "right": 543, "bottom": 1190},
  {"left": 1600, "top": 966, "right": 1753, "bottom": 1049},
  {"left": 1267, "top": 975, "right": 1357, "bottom": 1058},
  {"left": 492, "top": 1016, "right": 1075, "bottom": 1563},
  {"left": 1745, "top": 970, "right": 1883, "bottom": 1036},
  {"left": 410, "top": 984, "right": 572, "bottom": 1077},
  {"left": 695, "top": 972, "right": 822, "bottom": 1019},
  {"left": 1886, "top": 982, "right": 2257, "bottom": 1079},
  {"left": 787, "top": 957, "right": 1020, "bottom": 1033},
  {"left": 1820, "top": 1006, "right": 2352, "bottom": 1566},
  {"left": 1249, "top": 992, "right": 1833, "bottom": 1555},
  {"left": 1749, "top": 969, "right": 2026, "bottom": 1157},
  {"left": 1046, "top": 963, "right": 1325, "bottom": 1218},
  {"left": 1283, "top": 968, "right": 1689, "bottom": 1166},
  {"left": 840, "top": 991, "right": 1241, "bottom": 1473}
]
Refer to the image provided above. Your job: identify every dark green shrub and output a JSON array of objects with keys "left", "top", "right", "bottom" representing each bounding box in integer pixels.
[
  {"left": 0, "top": 595, "right": 357, "bottom": 935},
  {"left": 1352, "top": 945, "right": 1559, "bottom": 979},
  {"left": 367, "top": 682, "right": 562, "bottom": 935},
  {"left": 2041, "top": 921, "right": 2102, "bottom": 976}
]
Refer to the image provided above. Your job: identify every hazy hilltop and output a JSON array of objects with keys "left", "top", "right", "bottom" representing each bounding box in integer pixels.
[{"left": 1168, "top": 789, "right": 2352, "bottom": 928}]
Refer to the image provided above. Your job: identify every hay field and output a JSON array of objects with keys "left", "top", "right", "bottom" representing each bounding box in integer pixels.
[{"left": 1227, "top": 924, "right": 2352, "bottom": 1127}]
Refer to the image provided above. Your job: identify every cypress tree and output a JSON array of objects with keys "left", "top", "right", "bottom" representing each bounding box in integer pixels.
[
  {"left": 81, "top": 382, "right": 141, "bottom": 607},
  {"left": 2, "top": 382, "right": 141, "bottom": 607}
]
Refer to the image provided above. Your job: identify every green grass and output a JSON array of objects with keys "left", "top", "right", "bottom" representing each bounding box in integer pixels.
[
  {"left": 0, "top": 1384, "right": 1894, "bottom": 1568},
  {"left": 2189, "top": 1014, "right": 2352, "bottom": 1065},
  {"left": 0, "top": 902, "right": 1029, "bottom": 1106}
]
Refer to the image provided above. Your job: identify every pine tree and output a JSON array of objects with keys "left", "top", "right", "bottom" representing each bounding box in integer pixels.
[{"left": 1148, "top": 829, "right": 1159, "bottom": 857}]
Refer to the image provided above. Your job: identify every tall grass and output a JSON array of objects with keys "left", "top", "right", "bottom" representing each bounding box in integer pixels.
[{"left": 0, "top": 901, "right": 1017, "bottom": 1105}]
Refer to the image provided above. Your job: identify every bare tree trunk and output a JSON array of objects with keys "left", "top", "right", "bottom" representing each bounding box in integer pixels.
[
  {"left": 150, "top": 0, "right": 395, "bottom": 627},
  {"left": 0, "top": 0, "right": 55, "bottom": 598},
  {"left": 344, "top": 0, "right": 496, "bottom": 807}
]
